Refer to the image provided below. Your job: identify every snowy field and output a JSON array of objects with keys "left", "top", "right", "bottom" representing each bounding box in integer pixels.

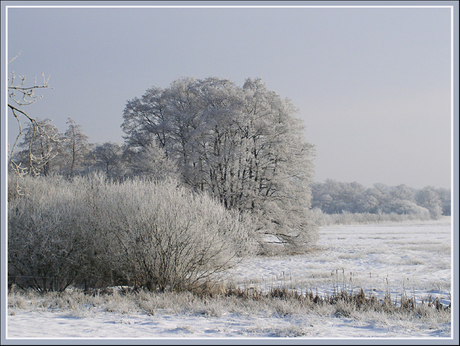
[
  {"left": 6, "top": 218, "right": 453, "bottom": 341},
  {"left": 224, "top": 217, "right": 452, "bottom": 307}
]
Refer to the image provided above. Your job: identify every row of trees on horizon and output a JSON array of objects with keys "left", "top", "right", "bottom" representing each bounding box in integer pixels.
[{"left": 311, "top": 180, "right": 450, "bottom": 219}]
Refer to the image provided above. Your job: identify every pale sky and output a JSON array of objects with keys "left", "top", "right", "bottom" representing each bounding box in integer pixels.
[{"left": 4, "top": 2, "right": 454, "bottom": 189}]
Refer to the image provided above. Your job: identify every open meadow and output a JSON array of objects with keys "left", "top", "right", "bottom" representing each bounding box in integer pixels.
[{"left": 6, "top": 217, "right": 452, "bottom": 340}]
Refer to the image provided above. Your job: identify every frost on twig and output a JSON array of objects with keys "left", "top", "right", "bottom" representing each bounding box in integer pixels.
[
  {"left": 7, "top": 54, "right": 57, "bottom": 180},
  {"left": 8, "top": 53, "right": 51, "bottom": 109}
]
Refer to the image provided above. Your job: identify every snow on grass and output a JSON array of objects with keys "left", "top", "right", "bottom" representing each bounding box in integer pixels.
[
  {"left": 7, "top": 305, "right": 450, "bottom": 339},
  {"left": 6, "top": 218, "right": 452, "bottom": 339},
  {"left": 223, "top": 217, "right": 452, "bottom": 307}
]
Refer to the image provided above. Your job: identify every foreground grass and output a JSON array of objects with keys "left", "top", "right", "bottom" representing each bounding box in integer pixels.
[{"left": 8, "top": 283, "right": 451, "bottom": 332}]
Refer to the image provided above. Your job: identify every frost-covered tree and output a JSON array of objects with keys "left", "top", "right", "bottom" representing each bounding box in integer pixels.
[
  {"left": 123, "top": 139, "right": 180, "bottom": 181},
  {"left": 235, "top": 78, "right": 316, "bottom": 248},
  {"left": 435, "top": 187, "right": 451, "bottom": 216},
  {"left": 311, "top": 180, "right": 437, "bottom": 218},
  {"left": 311, "top": 179, "right": 368, "bottom": 214},
  {"left": 86, "top": 142, "right": 126, "bottom": 178},
  {"left": 60, "top": 117, "right": 89, "bottom": 177},
  {"left": 415, "top": 186, "right": 443, "bottom": 219},
  {"left": 13, "top": 118, "right": 61, "bottom": 177},
  {"left": 122, "top": 76, "right": 317, "bottom": 251},
  {"left": 360, "top": 188, "right": 382, "bottom": 214},
  {"left": 391, "top": 184, "right": 416, "bottom": 202}
]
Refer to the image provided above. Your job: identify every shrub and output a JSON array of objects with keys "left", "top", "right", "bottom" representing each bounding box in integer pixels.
[
  {"left": 8, "top": 174, "right": 256, "bottom": 292},
  {"left": 91, "top": 177, "right": 256, "bottom": 291},
  {"left": 8, "top": 174, "right": 95, "bottom": 291}
]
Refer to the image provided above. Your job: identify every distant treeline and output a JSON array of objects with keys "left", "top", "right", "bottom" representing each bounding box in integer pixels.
[{"left": 311, "top": 179, "right": 450, "bottom": 219}]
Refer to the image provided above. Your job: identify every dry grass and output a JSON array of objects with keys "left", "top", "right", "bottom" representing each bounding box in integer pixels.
[{"left": 8, "top": 276, "right": 451, "bottom": 327}]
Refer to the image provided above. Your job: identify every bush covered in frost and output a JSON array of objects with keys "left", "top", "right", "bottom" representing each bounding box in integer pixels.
[{"left": 8, "top": 174, "right": 257, "bottom": 292}]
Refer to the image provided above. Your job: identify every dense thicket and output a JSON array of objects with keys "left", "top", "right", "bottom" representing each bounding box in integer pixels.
[
  {"left": 311, "top": 180, "right": 450, "bottom": 219},
  {"left": 8, "top": 174, "right": 255, "bottom": 292},
  {"left": 10, "top": 77, "right": 319, "bottom": 254}
]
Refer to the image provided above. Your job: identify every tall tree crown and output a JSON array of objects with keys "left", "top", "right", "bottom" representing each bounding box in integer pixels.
[{"left": 122, "top": 77, "right": 317, "bottom": 250}]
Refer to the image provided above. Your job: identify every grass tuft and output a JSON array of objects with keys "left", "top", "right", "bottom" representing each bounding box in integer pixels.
[{"left": 8, "top": 275, "right": 451, "bottom": 329}]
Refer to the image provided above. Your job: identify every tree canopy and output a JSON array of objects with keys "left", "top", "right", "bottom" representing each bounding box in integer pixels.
[{"left": 122, "top": 76, "right": 317, "bottom": 250}]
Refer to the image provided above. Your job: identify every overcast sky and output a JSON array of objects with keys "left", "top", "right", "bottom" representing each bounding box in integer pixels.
[{"left": 4, "top": 3, "right": 453, "bottom": 189}]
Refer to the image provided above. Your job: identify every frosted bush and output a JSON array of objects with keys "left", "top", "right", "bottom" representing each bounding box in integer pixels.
[
  {"left": 8, "top": 175, "right": 95, "bottom": 291},
  {"left": 89, "top": 177, "right": 256, "bottom": 291},
  {"left": 8, "top": 174, "right": 256, "bottom": 292}
]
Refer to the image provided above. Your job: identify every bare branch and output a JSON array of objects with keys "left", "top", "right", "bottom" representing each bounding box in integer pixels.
[
  {"left": 8, "top": 55, "right": 55, "bottom": 178},
  {"left": 8, "top": 70, "right": 52, "bottom": 107},
  {"left": 8, "top": 51, "right": 21, "bottom": 64}
]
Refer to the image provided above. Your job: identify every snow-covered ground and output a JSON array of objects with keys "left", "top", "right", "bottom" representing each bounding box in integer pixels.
[
  {"left": 224, "top": 217, "right": 452, "bottom": 307},
  {"left": 6, "top": 218, "right": 453, "bottom": 340}
]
